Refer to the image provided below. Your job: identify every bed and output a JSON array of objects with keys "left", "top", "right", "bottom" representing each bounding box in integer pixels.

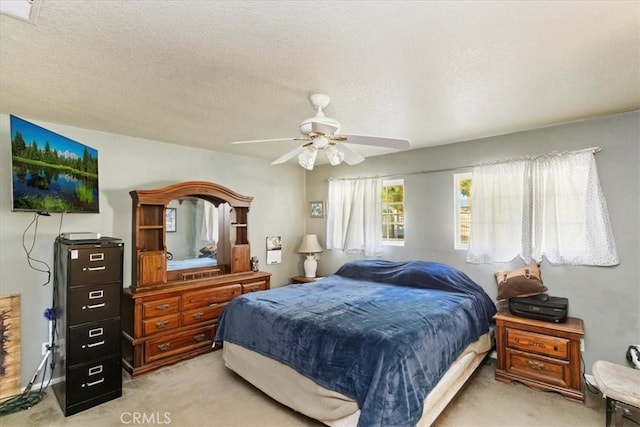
[
  {"left": 166, "top": 255, "right": 217, "bottom": 271},
  {"left": 214, "top": 260, "right": 497, "bottom": 427}
]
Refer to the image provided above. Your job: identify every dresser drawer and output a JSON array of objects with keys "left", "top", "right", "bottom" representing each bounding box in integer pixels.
[
  {"left": 144, "top": 326, "right": 214, "bottom": 363},
  {"left": 67, "top": 246, "right": 123, "bottom": 286},
  {"left": 68, "top": 318, "right": 120, "bottom": 365},
  {"left": 142, "top": 313, "right": 180, "bottom": 336},
  {"left": 242, "top": 280, "right": 268, "bottom": 293},
  {"left": 181, "top": 303, "right": 228, "bottom": 327},
  {"left": 142, "top": 296, "right": 180, "bottom": 319},
  {"left": 506, "top": 328, "right": 569, "bottom": 359},
  {"left": 66, "top": 357, "right": 122, "bottom": 405},
  {"left": 69, "top": 283, "right": 120, "bottom": 325},
  {"left": 506, "top": 348, "right": 571, "bottom": 388},
  {"left": 182, "top": 285, "right": 241, "bottom": 311}
]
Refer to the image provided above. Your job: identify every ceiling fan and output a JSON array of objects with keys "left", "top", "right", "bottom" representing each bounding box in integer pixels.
[{"left": 231, "top": 94, "right": 410, "bottom": 170}]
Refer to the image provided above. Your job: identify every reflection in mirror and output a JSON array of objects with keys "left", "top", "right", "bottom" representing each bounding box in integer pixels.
[{"left": 165, "top": 197, "right": 222, "bottom": 271}]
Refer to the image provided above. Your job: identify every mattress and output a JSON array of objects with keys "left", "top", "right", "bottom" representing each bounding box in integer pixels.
[{"left": 221, "top": 332, "right": 492, "bottom": 426}]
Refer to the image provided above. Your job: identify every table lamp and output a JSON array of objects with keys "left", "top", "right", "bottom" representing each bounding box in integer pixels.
[{"left": 298, "top": 234, "right": 323, "bottom": 278}]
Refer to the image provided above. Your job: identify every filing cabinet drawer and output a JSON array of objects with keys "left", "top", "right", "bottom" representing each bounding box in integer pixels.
[
  {"left": 68, "top": 318, "right": 120, "bottom": 364},
  {"left": 182, "top": 284, "right": 241, "bottom": 311},
  {"left": 69, "top": 283, "right": 120, "bottom": 325},
  {"left": 67, "top": 246, "right": 123, "bottom": 286},
  {"left": 66, "top": 357, "right": 122, "bottom": 405}
]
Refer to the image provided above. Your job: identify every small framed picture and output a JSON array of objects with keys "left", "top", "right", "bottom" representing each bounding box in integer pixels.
[
  {"left": 310, "top": 201, "right": 324, "bottom": 218},
  {"left": 166, "top": 208, "right": 177, "bottom": 232}
]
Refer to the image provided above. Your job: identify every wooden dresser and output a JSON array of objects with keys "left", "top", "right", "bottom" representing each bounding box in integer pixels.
[
  {"left": 121, "top": 271, "right": 269, "bottom": 377},
  {"left": 494, "top": 309, "right": 584, "bottom": 403},
  {"left": 123, "top": 181, "right": 270, "bottom": 376}
]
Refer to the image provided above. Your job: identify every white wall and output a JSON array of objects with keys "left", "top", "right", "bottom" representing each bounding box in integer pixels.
[
  {"left": 0, "top": 114, "right": 306, "bottom": 387},
  {"left": 305, "top": 111, "right": 640, "bottom": 371}
]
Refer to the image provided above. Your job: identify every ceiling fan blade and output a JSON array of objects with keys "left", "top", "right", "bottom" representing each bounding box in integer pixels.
[
  {"left": 231, "top": 137, "right": 301, "bottom": 145},
  {"left": 339, "top": 134, "right": 410, "bottom": 150},
  {"left": 336, "top": 142, "right": 364, "bottom": 165},
  {"left": 271, "top": 145, "right": 306, "bottom": 165}
]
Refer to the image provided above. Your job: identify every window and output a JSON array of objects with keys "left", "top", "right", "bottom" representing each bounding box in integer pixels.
[
  {"left": 454, "top": 173, "right": 472, "bottom": 250},
  {"left": 382, "top": 179, "right": 404, "bottom": 245}
]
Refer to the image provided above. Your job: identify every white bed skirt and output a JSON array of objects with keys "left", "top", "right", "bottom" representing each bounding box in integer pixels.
[{"left": 222, "top": 332, "right": 492, "bottom": 426}]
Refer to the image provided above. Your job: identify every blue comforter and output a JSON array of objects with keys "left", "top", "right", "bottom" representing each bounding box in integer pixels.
[{"left": 215, "top": 260, "right": 496, "bottom": 427}]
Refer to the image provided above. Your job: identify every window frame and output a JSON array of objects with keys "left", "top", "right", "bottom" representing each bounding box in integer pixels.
[
  {"left": 454, "top": 172, "right": 472, "bottom": 250},
  {"left": 381, "top": 178, "right": 405, "bottom": 247}
]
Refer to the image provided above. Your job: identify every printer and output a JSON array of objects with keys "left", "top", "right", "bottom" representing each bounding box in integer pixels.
[{"left": 508, "top": 294, "right": 568, "bottom": 323}]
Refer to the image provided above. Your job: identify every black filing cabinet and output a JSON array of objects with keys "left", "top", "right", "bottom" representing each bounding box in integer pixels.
[{"left": 53, "top": 237, "right": 124, "bottom": 416}]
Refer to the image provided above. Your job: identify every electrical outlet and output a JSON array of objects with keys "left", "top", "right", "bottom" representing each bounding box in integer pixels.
[
  {"left": 41, "top": 342, "right": 49, "bottom": 356},
  {"left": 580, "top": 338, "right": 585, "bottom": 352}
]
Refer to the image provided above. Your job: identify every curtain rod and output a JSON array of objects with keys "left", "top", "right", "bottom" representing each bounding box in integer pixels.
[{"left": 329, "top": 146, "right": 602, "bottom": 181}]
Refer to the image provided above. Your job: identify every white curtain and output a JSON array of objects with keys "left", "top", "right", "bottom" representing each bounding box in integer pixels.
[
  {"left": 467, "top": 151, "right": 618, "bottom": 266},
  {"left": 531, "top": 151, "right": 618, "bottom": 265},
  {"left": 194, "top": 199, "right": 218, "bottom": 252},
  {"left": 326, "top": 177, "right": 383, "bottom": 257},
  {"left": 466, "top": 160, "right": 531, "bottom": 263}
]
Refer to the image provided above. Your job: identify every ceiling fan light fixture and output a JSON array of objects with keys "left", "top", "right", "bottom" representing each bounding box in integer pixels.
[
  {"left": 325, "top": 144, "right": 344, "bottom": 166},
  {"left": 298, "top": 145, "right": 318, "bottom": 170}
]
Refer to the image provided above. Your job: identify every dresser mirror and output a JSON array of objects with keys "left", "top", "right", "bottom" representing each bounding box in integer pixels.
[
  {"left": 130, "top": 181, "right": 253, "bottom": 290},
  {"left": 165, "top": 197, "right": 225, "bottom": 272}
]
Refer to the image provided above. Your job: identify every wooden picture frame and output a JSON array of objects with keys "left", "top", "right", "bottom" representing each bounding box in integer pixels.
[
  {"left": 166, "top": 207, "right": 177, "bottom": 232},
  {"left": 0, "top": 294, "right": 21, "bottom": 400},
  {"left": 310, "top": 201, "right": 324, "bottom": 218}
]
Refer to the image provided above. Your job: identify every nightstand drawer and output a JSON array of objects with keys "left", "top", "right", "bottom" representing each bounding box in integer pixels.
[
  {"left": 506, "top": 348, "right": 571, "bottom": 388},
  {"left": 507, "top": 328, "right": 569, "bottom": 359}
]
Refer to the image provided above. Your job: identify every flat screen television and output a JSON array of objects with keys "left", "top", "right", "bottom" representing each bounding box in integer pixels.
[{"left": 10, "top": 115, "right": 99, "bottom": 213}]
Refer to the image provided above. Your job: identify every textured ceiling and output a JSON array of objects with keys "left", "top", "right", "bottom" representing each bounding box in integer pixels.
[{"left": 1, "top": 1, "right": 638, "bottom": 163}]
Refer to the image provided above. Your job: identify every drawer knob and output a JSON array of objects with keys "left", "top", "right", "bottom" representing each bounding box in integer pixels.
[
  {"left": 193, "top": 333, "right": 206, "bottom": 342},
  {"left": 155, "top": 304, "right": 170, "bottom": 311},
  {"left": 156, "top": 321, "right": 169, "bottom": 329},
  {"left": 527, "top": 360, "right": 545, "bottom": 371},
  {"left": 193, "top": 312, "right": 204, "bottom": 320},
  {"left": 157, "top": 343, "right": 171, "bottom": 351}
]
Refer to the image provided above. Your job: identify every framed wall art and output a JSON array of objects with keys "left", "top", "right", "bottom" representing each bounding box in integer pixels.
[{"left": 310, "top": 201, "right": 324, "bottom": 218}]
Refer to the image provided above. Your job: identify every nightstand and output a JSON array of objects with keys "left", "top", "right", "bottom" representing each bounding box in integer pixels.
[
  {"left": 290, "top": 276, "right": 322, "bottom": 284},
  {"left": 493, "top": 309, "right": 585, "bottom": 403}
]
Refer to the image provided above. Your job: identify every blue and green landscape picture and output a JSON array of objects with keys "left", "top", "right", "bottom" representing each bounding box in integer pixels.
[{"left": 10, "top": 115, "right": 99, "bottom": 213}]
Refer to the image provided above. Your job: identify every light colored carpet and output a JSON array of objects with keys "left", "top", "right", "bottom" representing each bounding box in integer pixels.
[{"left": 2, "top": 352, "right": 605, "bottom": 426}]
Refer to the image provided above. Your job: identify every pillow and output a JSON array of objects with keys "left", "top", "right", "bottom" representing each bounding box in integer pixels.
[
  {"left": 199, "top": 242, "right": 217, "bottom": 256},
  {"left": 494, "top": 264, "right": 547, "bottom": 300}
]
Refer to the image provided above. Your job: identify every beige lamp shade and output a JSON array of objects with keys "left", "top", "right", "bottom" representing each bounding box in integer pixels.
[{"left": 298, "top": 234, "right": 323, "bottom": 254}]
